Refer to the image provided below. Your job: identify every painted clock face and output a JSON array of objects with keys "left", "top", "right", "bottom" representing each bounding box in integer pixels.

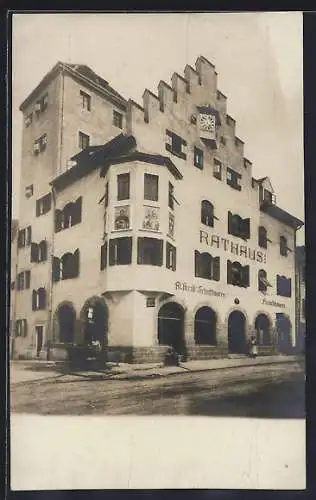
[{"left": 199, "top": 113, "right": 216, "bottom": 132}]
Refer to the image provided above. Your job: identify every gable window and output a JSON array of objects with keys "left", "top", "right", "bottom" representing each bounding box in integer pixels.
[
  {"left": 165, "top": 130, "right": 187, "bottom": 160},
  {"left": 80, "top": 90, "right": 91, "bottom": 111},
  {"left": 194, "top": 147, "right": 204, "bottom": 169},
  {"left": 213, "top": 159, "right": 222, "bottom": 180},
  {"left": 280, "top": 236, "right": 289, "bottom": 256},
  {"left": 78, "top": 131, "right": 90, "bottom": 150},
  {"left": 201, "top": 200, "right": 215, "bottom": 227},
  {"left": 227, "top": 260, "right": 249, "bottom": 288},
  {"left": 55, "top": 197, "right": 82, "bottom": 232},
  {"left": 137, "top": 237, "right": 163, "bottom": 266},
  {"left": 264, "top": 189, "right": 273, "bottom": 204},
  {"left": 258, "top": 269, "right": 272, "bottom": 292},
  {"left": 228, "top": 212, "right": 250, "bottom": 240},
  {"left": 144, "top": 174, "right": 159, "bottom": 201},
  {"left": 15, "top": 319, "right": 27, "bottom": 337},
  {"left": 258, "top": 226, "right": 268, "bottom": 249},
  {"left": 113, "top": 110, "right": 123, "bottom": 129},
  {"left": 195, "top": 251, "right": 220, "bottom": 281},
  {"left": 25, "top": 113, "right": 33, "bottom": 127},
  {"left": 117, "top": 173, "right": 130, "bottom": 200},
  {"left": 52, "top": 250, "right": 80, "bottom": 282},
  {"left": 100, "top": 241, "right": 107, "bottom": 270},
  {"left": 36, "top": 193, "right": 52, "bottom": 217},
  {"left": 276, "top": 275, "right": 292, "bottom": 297},
  {"left": 31, "top": 240, "right": 48, "bottom": 263},
  {"left": 35, "top": 94, "right": 48, "bottom": 114},
  {"left": 25, "top": 184, "right": 34, "bottom": 198},
  {"left": 32, "top": 287, "right": 47, "bottom": 310},
  {"left": 34, "top": 134, "right": 47, "bottom": 155},
  {"left": 227, "top": 167, "right": 242, "bottom": 191},
  {"left": 166, "top": 242, "right": 176, "bottom": 271},
  {"left": 109, "top": 237, "right": 132, "bottom": 265}
]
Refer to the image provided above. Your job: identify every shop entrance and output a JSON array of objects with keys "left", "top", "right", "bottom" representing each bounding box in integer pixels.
[
  {"left": 158, "top": 302, "right": 185, "bottom": 355},
  {"left": 276, "top": 313, "right": 292, "bottom": 353},
  {"left": 255, "top": 314, "right": 271, "bottom": 345},
  {"left": 228, "top": 310, "right": 247, "bottom": 354},
  {"left": 194, "top": 307, "right": 217, "bottom": 345}
]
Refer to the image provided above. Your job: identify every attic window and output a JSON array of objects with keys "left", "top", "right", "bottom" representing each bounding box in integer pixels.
[
  {"left": 80, "top": 90, "right": 91, "bottom": 111},
  {"left": 227, "top": 167, "right": 242, "bottom": 191}
]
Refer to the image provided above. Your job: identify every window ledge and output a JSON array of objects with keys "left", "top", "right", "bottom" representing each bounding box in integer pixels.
[
  {"left": 111, "top": 228, "right": 133, "bottom": 233},
  {"left": 138, "top": 229, "right": 162, "bottom": 234}
]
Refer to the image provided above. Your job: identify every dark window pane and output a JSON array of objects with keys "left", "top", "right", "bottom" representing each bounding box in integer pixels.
[
  {"left": 144, "top": 174, "right": 159, "bottom": 201},
  {"left": 117, "top": 173, "right": 130, "bottom": 200},
  {"left": 137, "top": 237, "right": 163, "bottom": 266}
]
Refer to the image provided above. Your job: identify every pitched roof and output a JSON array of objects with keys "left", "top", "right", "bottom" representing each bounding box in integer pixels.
[
  {"left": 260, "top": 203, "right": 304, "bottom": 230},
  {"left": 51, "top": 134, "right": 182, "bottom": 192}
]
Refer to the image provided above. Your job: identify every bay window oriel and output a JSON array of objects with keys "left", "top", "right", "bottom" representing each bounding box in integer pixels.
[{"left": 137, "top": 237, "right": 163, "bottom": 266}]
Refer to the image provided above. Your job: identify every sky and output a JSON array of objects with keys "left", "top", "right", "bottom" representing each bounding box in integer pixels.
[{"left": 11, "top": 12, "right": 305, "bottom": 244}]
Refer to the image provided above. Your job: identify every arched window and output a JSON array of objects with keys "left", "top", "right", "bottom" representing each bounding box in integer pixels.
[
  {"left": 258, "top": 226, "right": 267, "bottom": 249},
  {"left": 258, "top": 269, "right": 267, "bottom": 292},
  {"left": 195, "top": 251, "right": 220, "bottom": 281},
  {"left": 201, "top": 200, "right": 214, "bottom": 227}
]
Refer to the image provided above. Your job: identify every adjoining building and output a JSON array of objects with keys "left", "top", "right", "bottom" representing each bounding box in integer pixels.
[
  {"left": 12, "top": 57, "right": 304, "bottom": 362},
  {"left": 295, "top": 245, "right": 306, "bottom": 353}
]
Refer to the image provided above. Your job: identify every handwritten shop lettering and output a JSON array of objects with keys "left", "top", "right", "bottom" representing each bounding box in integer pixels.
[
  {"left": 200, "top": 230, "right": 267, "bottom": 263},
  {"left": 175, "top": 281, "right": 225, "bottom": 297},
  {"left": 262, "top": 298, "right": 285, "bottom": 309}
]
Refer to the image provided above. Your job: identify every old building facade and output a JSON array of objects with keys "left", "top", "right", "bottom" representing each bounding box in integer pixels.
[{"left": 12, "top": 57, "right": 304, "bottom": 362}]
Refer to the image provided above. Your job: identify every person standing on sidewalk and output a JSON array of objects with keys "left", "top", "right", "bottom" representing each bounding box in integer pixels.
[{"left": 248, "top": 335, "right": 258, "bottom": 358}]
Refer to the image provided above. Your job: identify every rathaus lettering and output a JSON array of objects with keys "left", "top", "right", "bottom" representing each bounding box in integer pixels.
[{"left": 200, "top": 230, "right": 267, "bottom": 263}]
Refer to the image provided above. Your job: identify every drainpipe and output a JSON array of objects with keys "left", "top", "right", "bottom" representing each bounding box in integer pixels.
[{"left": 47, "top": 185, "right": 56, "bottom": 360}]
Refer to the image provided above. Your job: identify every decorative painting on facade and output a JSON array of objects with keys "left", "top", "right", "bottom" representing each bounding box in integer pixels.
[
  {"left": 114, "top": 206, "right": 130, "bottom": 230},
  {"left": 142, "top": 206, "right": 160, "bottom": 231}
]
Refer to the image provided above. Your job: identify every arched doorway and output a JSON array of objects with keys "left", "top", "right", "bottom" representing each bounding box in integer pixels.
[
  {"left": 81, "top": 297, "right": 109, "bottom": 347},
  {"left": 158, "top": 302, "right": 185, "bottom": 355},
  {"left": 228, "top": 310, "right": 247, "bottom": 354},
  {"left": 255, "top": 314, "right": 271, "bottom": 345},
  {"left": 194, "top": 307, "right": 217, "bottom": 345},
  {"left": 276, "top": 313, "right": 292, "bottom": 353},
  {"left": 57, "top": 303, "right": 76, "bottom": 343}
]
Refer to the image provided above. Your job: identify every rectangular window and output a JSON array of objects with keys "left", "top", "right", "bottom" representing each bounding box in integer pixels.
[
  {"left": 78, "top": 131, "right": 90, "bottom": 150},
  {"left": 15, "top": 319, "right": 27, "bottom": 338},
  {"left": 146, "top": 297, "right": 156, "bottom": 307},
  {"left": 137, "top": 237, "right": 163, "bottom": 266},
  {"left": 36, "top": 193, "right": 52, "bottom": 217},
  {"left": 117, "top": 173, "right": 130, "bottom": 200},
  {"left": 166, "top": 242, "right": 176, "bottom": 271},
  {"left": 34, "top": 134, "right": 47, "bottom": 155},
  {"left": 165, "top": 130, "right": 187, "bottom": 160},
  {"left": 41, "top": 93, "right": 48, "bottom": 111},
  {"left": 227, "top": 167, "right": 242, "bottom": 191},
  {"left": 194, "top": 147, "right": 204, "bottom": 169},
  {"left": 280, "top": 236, "right": 288, "bottom": 257},
  {"left": 17, "top": 273, "right": 25, "bottom": 290},
  {"left": 80, "top": 90, "right": 91, "bottom": 111},
  {"left": 144, "top": 174, "right": 159, "bottom": 201},
  {"left": 109, "top": 237, "right": 132, "bottom": 265},
  {"left": 25, "top": 184, "right": 34, "bottom": 198},
  {"left": 113, "top": 110, "right": 123, "bottom": 129},
  {"left": 213, "top": 159, "right": 222, "bottom": 180}
]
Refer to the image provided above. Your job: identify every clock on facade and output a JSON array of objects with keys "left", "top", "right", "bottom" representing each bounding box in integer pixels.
[{"left": 199, "top": 113, "right": 216, "bottom": 133}]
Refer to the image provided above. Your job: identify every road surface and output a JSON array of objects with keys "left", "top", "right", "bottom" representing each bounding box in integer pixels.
[{"left": 10, "top": 360, "right": 304, "bottom": 418}]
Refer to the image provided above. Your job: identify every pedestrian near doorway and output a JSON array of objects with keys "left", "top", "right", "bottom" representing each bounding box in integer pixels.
[{"left": 248, "top": 335, "right": 258, "bottom": 358}]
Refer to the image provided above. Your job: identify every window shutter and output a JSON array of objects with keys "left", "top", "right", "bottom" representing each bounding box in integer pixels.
[
  {"left": 228, "top": 212, "right": 232, "bottom": 235},
  {"left": 172, "top": 246, "right": 176, "bottom": 271},
  {"left": 194, "top": 250, "right": 200, "bottom": 277},
  {"left": 227, "top": 260, "right": 233, "bottom": 284},
  {"left": 100, "top": 242, "right": 107, "bottom": 270},
  {"left": 72, "top": 197, "right": 82, "bottom": 225},
  {"left": 39, "top": 288, "right": 46, "bottom": 309},
  {"left": 287, "top": 278, "right": 292, "bottom": 297},
  {"left": 23, "top": 319, "right": 28, "bottom": 337},
  {"left": 52, "top": 257, "right": 61, "bottom": 282},
  {"left": 137, "top": 238, "right": 143, "bottom": 265},
  {"left": 25, "top": 270, "right": 31, "bottom": 289},
  {"left": 109, "top": 240, "right": 116, "bottom": 266},
  {"left": 73, "top": 249, "right": 80, "bottom": 277},
  {"left": 242, "top": 265, "right": 250, "bottom": 287},
  {"left": 32, "top": 290, "right": 37, "bottom": 310},
  {"left": 55, "top": 209, "right": 62, "bottom": 232},
  {"left": 15, "top": 321, "right": 19, "bottom": 336},
  {"left": 213, "top": 256, "right": 220, "bottom": 281},
  {"left": 30, "top": 243, "right": 39, "bottom": 262},
  {"left": 242, "top": 218, "right": 250, "bottom": 239},
  {"left": 276, "top": 275, "right": 280, "bottom": 295},
  {"left": 36, "top": 200, "right": 40, "bottom": 217},
  {"left": 40, "top": 241, "right": 48, "bottom": 261},
  {"left": 157, "top": 239, "right": 163, "bottom": 266},
  {"left": 26, "top": 226, "right": 32, "bottom": 245}
]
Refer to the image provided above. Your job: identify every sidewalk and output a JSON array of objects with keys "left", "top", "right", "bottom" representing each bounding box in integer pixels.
[{"left": 10, "top": 354, "right": 304, "bottom": 384}]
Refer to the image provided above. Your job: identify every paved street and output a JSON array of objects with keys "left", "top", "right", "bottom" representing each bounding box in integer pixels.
[{"left": 11, "top": 359, "right": 304, "bottom": 418}]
